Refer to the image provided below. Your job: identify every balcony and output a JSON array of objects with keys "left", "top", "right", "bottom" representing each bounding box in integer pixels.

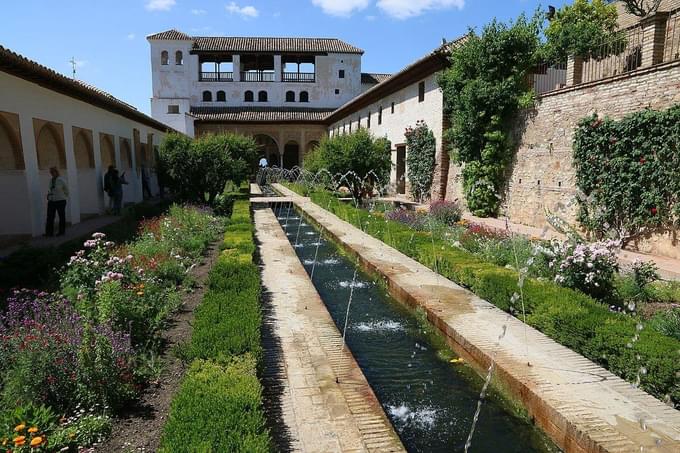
[
  {"left": 200, "top": 71, "right": 233, "bottom": 82},
  {"left": 241, "top": 71, "right": 275, "bottom": 82},
  {"left": 282, "top": 72, "right": 315, "bottom": 83}
]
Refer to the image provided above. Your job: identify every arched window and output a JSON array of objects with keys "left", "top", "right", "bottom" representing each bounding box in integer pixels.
[
  {"left": 299, "top": 91, "right": 309, "bottom": 103},
  {"left": 175, "top": 50, "right": 183, "bottom": 65},
  {"left": 244, "top": 91, "right": 254, "bottom": 102},
  {"left": 258, "top": 91, "right": 268, "bottom": 102},
  {"left": 202, "top": 91, "right": 212, "bottom": 102},
  {"left": 161, "top": 51, "right": 169, "bottom": 65},
  {"left": 285, "top": 91, "right": 295, "bottom": 102},
  {"left": 216, "top": 90, "right": 226, "bottom": 102}
]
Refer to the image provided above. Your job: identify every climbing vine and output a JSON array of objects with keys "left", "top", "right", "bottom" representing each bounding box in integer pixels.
[
  {"left": 405, "top": 120, "right": 436, "bottom": 202},
  {"left": 573, "top": 107, "right": 680, "bottom": 243},
  {"left": 438, "top": 14, "right": 541, "bottom": 216}
]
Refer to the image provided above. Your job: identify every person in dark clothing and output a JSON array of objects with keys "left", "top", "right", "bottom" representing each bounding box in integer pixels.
[
  {"left": 45, "top": 167, "right": 69, "bottom": 237},
  {"left": 111, "top": 169, "right": 128, "bottom": 215},
  {"left": 141, "top": 165, "right": 152, "bottom": 199},
  {"left": 103, "top": 165, "right": 116, "bottom": 212}
]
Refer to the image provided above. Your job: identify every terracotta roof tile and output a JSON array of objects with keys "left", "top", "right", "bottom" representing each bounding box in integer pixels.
[
  {"left": 191, "top": 36, "right": 363, "bottom": 54},
  {"left": 146, "top": 29, "right": 192, "bottom": 40},
  {"left": 190, "top": 106, "right": 334, "bottom": 123},
  {"left": 361, "top": 73, "right": 392, "bottom": 84}
]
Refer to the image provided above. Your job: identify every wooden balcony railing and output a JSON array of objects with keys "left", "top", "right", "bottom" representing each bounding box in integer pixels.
[
  {"left": 240, "top": 71, "right": 275, "bottom": 82},
  {"left": 199, "top": 71, "right": 233, "bottom": 82},
  {"left": 282, "top": 72, "right": 315, "bottom": 83}
]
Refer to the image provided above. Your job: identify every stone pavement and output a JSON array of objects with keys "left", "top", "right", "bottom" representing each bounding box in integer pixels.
[
  {"left": 273, "top": 183, "right": 680, "bottom": 453},
  {"left": 254, "top": 205, "right": 405, "bottom": 453}
]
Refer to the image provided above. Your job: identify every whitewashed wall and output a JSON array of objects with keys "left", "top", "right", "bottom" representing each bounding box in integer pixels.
[{"left": 0, "top": 71, "right": 167, "bottom": 236}]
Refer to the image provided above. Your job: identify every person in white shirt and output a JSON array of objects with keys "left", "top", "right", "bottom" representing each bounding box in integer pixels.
[
  {"left": 45, "top": 167, "right": 69, "bottom": 236},
  {"left": 258, "top": 156, "right": 268, "bottom": 168}
]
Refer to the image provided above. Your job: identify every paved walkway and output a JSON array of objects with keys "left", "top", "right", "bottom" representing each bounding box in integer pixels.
[
  {"left": 273, "top": 183, "right": 680, "bottom": 453},
  {"left": 0, "top": 214, "right": 120, "bottom": 257},
  {"left": 254, "top": 205, "right": 405, "bottom": 453}
]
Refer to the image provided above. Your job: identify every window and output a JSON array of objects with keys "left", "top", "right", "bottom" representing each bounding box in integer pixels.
[
  {"left": 216, "top": 90, "right": 226, "bottom": 102},
  {"left": 391, "top": 102, "right": 395, "bottom": 114},
  {"left": 286, "top": 91, "right": 295, "bottom": 102},
  {"left": 244, "top": 91, "right": 254, "bottom": 102},
  {"left": 418, "top": 81, "right": 425, "bottom": 102},
  {"left": 299, "top": 91, "right": 309, "bottom": 103},
  {"left": 161, "top": 50, "right": 169, "bottom": 65},
  {"left": 175, "top": 50, "right": 183, "bottom": 65},
  {"left": 335, "top": 89, "right": 340, "bottom": 95},
  {"left": 378, "top": 106, "right": 383, "bottom": 125},
  {"left": 202, "top": 91, "right": 212, "bottom": 102},
  {"left": 339, "top": 69, "right": 345, "bottom": 79},
  {"left": 167, "top": 104, "right": 179, "bottom": 114},
  {"left": 258, "top": 91, "right": 268, "bottom": 102},
  {"left": 367, "top": 111, "right": 371, "bottom": 129}
]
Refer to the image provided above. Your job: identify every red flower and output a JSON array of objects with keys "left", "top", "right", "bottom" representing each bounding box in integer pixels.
[
  {"left": 639, "top": 157, "right": 646, "bottom": 164},
  {"left": 651, "top": 207, "right": 657, "bottom": 215}
]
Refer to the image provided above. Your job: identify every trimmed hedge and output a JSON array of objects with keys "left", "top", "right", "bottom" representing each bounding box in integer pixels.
[
  {"left": 297, "top": 188, "right": 680, "bottom": 406},
  {"left": 160, "top": 200, "right": 271, "bottom": 452}
]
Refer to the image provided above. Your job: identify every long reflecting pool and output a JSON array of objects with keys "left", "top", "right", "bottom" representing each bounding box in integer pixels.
[{"left": 272, "top": 202, "right": 559, "bottom": 453}]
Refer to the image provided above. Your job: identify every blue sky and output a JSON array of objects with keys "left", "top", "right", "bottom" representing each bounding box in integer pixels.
[{"left": 2, "top": 0, "right": 568, "bottom": 115}]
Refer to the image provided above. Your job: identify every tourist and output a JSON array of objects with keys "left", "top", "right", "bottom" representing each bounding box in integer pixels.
[
  {"left": 45, "top": 166, "right": 68, "bottom": 237},
  {"left": 111, "top": 169, "right": 128, "bottom": 215},
  {"left": 258, "top": 155, "right": 268, "bottom": 168},
  {"left": 103, "top": 165, "right": 116, "bottom": 212},
  {"left": 141, "top": 165, "right": 152, "bottom": 199}
]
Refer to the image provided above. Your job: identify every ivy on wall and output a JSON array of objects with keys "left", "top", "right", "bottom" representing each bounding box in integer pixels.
[
  {"left": 573, "top": 107, "right": 680, "bottom": 243},
  {"left": 405, "top": 121, "right": 436, "bottom": 202},
  {"left": 438, "top": 15, "right": 541, "bottom": 216}
]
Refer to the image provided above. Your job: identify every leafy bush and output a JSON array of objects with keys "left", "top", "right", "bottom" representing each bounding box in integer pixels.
[
  {"left": 429, "top": 200, "right": 462, "bottom": 225},
  {"left": 159, "top": 358, "right": 269, "bottom": 453},
  {"left": 439, "top": 14, "right": 541, "bottom": 216},
  {"left": 648, "top": 309, "right": 680, "bottom": 341},
  {"left": 303, "top": 129, "right": 391, "bottom": 200},
  {"left": 294, "top": 187, "right": 680, "bottom": 406},
  {"left": 405, "top": 121, "right": 437, "bottom": 202},
  {"left": 573, "top": 108, "right": 680, "bottom": 243},
  {"left": 385, "top": 209, "right": 428, "bottom": 231},
  {"left": 159, "top": 132, "right": 258, "bottom": 204}
]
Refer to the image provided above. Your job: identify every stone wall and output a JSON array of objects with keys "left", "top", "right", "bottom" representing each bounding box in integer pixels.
[{"left": 480, "top": 60, "right": 680, "bottom": 258}]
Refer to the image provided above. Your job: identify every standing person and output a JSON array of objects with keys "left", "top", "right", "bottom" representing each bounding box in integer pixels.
[
  {"left": 141, "top": 165, "right": 152, "bottom": 199},
  {"left": 112, "top": 169, "right": 128, "bottom": 215},
  {"left": 258, "top": 155, "right": 268, "bottom": 168},
  {"left": 103, "top": 165, "right": 116, "bottom": 212},
  {"left": 45, "top": 167, "right": 68, "bottom": 237}
]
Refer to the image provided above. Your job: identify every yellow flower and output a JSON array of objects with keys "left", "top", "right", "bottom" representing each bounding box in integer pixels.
[
  {"left": 30, "top": 436, "right": 44, "bottom": 447},
  {"left": 68, "top": 432, "right": 76, "bottom": 439},
  {"left": 136, "top": 291, "right": 144, "bottom": 296},
  {"left": 28, "top": 427, "right": 39, "bottom": 434},
  {"left": 14, "top": 424, "right": 26, "bottom": 432},
  {"left": 14, "top": 435, "right": 26, "bottom": 446},
  {"left": 2, "top": 437, "right": 8, "bottom": 446}
]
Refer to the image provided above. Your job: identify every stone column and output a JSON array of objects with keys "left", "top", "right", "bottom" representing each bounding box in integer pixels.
[
  {"left": 566, "top": 55, "right": 583, "bottom": 86},
  {"left": 92, "top": 130, "right": 105, "bottom": 213},
  {"left": 640, "top": 12, "right": 669, "bottom": 68},
  {"left": 132, "top": 128, "right": 142, "bottom": 202},
  {"left": 274, "top": 55, "right": 282, "bottom": 82},
  {"left": 63, "top": 122, "right": 81, "bottom": 225},
  {"left": 233, "top": 55, "right": 241, "bottom": 82},
  {"left": 18, "top": 114, "right": 43, "bottom": 236}
]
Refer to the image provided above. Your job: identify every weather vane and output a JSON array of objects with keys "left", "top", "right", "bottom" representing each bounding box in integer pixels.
[{"left": 69, "top": 56, "right": 77, "bottom": 79}]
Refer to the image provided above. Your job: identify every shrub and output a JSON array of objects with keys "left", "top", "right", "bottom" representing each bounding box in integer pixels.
[
  {"left": 303, "top": 129, "right": 391, "bottom": 200},
  {"left": 385, "top": 209, "right": 428, "bottom": 231},
  {"left": 405, "top": 121, "right": 437, "bottom": 201},
  {"left": 649, "top": 309, "right": 680, "bottom": 341},
  {"left": 429, "top": 200, "right": 462, "bottom": 225}
]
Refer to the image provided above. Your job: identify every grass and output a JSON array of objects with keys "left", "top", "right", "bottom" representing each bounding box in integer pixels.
[
  {"left": 159, "top": 200, "right": 271, "bottom": 452},
  {"left": 286, "top": 186, "right": 680, "bottom": 407}
]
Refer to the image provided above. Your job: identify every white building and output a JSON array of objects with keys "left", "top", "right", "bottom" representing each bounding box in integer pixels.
[{"left": 0, "top": 45, "right": 171, "bottom": 240}]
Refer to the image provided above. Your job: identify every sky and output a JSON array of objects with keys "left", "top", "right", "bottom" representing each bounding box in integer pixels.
[{"left": 2, "top": 0, "right": 569, "bottom": 115}]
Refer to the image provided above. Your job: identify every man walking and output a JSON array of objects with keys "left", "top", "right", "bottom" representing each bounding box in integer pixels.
[
  {"left": 103, "top": 165, "right": 116, "bottom": 212},
  {"left": 45, "top": 166, "right": 69, "bottom": 237}
]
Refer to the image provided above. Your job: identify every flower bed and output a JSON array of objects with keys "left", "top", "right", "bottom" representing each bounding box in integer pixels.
[
  {"left": 290, "top": 187, "right": 680, "bottom": 407},
  {"left": 0, "top": 205, "right": 223, "bottom": 451},
  {"left": 159, "top": 200, "right": 271, "bottom": 452}
]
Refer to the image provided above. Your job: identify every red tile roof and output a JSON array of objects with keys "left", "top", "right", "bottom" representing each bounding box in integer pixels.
[
  {"left": 190, "top": 106, "right": 334, "bottom": 123},
  {"left": 361, "top": 73, "right": 392, "bottom": 84}
]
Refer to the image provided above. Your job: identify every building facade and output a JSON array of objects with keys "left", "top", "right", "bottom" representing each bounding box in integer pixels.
[{"left": 0, "top": 46, "right": 170, "bottom": 239}]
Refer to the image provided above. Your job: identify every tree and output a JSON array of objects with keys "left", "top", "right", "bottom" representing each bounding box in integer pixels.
[
  {"left": 619, "top": 0, "right": 662, "bottom": 17},
  {"left": 304, "top": 129, "right": 391, "bottom": 200},
  {"left": 159, "top": 132, "right": 257, "bottom": 203},
  {"left": 405, "top": 121, "right": 436, "bottom": 202},
  {"left": 543, "top": 0, "right": 620, "bottom": 62},
  {"left": 438, "top": 14, "right": 542, "bottom": 216}
]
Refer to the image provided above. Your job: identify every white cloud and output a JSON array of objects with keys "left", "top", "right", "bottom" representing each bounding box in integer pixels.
[
  {"left": 191, "top": 8, "right": 207, "bottom": 15},
  {"left": 376, "top": 0, "right": 464, "bottom": 19},
  {"left": 226, "top": 2, "right": 259, "bottom": 18},
  {"left": 127, "top": 33, "right": 136, "bottom": 40},
  {"left": 145, "top": 0, "right": 176, "bottom": 11},
  {"left": 311, "top": 0, "right": 369, "bottom": 17}
]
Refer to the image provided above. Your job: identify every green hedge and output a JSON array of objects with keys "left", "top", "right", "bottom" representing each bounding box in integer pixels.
[
  {"left": 160, "top": 200, "right": 271, "bottom": 452},
  {"left": 297, "top": 188, "right": 680, "bottom": 406}
]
